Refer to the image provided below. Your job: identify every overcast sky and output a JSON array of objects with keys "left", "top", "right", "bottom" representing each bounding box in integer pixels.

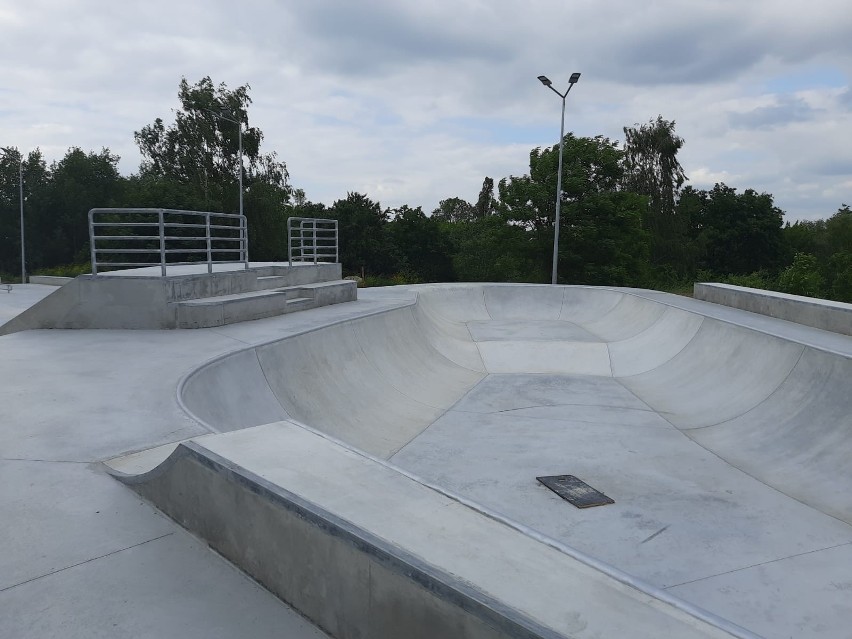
[{"left": 2, "top": 0, "right": 850, "bottom": 221}]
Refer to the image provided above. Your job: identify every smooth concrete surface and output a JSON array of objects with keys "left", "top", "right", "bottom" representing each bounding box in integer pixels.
[
  {"left": 1, "top": 290, "right": 417, "bottom": 639},
  {"left": 0, "top": 283, "right": 57, "bottom": 324},
  {"left": 168, "top": 283, "right": 852, "bottom": 639},
  {"left": 28, "top": 275, "right": 73, "bottom": 286},
  {"left": 6, "top": 282, "right": 852, "bottom": 639},
  {"left": 695, "top": 282, "right": 852, "bottom": 336},
  {"left": 124, "top": 427, "right": 745, "bottom": 639}
]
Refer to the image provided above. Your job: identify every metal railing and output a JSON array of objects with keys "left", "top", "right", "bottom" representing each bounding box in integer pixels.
[
  {"left": 88, "top": 208, "right": 249, "bottom": 276},
  {"left": 288, "top": 217, "right": 338, "bottom": 265}
]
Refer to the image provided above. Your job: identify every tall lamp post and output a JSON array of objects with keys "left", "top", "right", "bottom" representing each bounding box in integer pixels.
[
  {"left": 537, "top": 72, "right": 581, "bottom": 285},
  {"left": 1, "top": 148, "right": 25, "bottom": 283},
  {"left": 207, "top": 110, "right": 244, "bottom": 218}
]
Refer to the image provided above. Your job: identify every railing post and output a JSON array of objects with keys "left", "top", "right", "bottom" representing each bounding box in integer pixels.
[
  {"left": 158, "top": 209, "right": 167, "bottom": 276},
  {"left": 242, "top": 214, "right": 249, "bottom": 269},
  {"left": 287, "top": 217, "right": 293, "bottom": 266},
  {"left": 205, "top": 212, "right": 213, "bottom": 274},
  {"left": 88, "top": 209, "right": 98, "bottom": 276}
]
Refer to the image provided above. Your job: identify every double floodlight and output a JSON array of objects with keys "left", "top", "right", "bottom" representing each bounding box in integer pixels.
[
  {"left": 537, "top": 73, "right": 581, "bottom": 88},
  {"left": 536, "top": 71, "right": 582, "bottom": 285}
]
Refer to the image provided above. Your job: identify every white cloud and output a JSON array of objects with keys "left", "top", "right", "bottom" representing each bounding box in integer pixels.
[{"left": 0, "top": 0, "right": 850, "bottom": 222}]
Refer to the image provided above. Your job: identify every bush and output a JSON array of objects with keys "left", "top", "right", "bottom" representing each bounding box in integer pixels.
[{"left": 778, "top": 253, "right": 824, "bottom": 298}]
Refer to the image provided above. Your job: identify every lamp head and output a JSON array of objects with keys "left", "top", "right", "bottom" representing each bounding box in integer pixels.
[
  {"left": 569, "top": 72, "right": 581, "bottom": 84},
  {"left": 537, "top": 75, "right": 552, "bottom": 87}
]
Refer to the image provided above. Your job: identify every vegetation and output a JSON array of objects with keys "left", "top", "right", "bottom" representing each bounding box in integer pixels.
[{"left": 1, "top": 78, "right": 849, "bottom": 302}]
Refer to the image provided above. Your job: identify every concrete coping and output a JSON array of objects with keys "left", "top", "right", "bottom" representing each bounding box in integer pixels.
[{"left": 694, "top": 282, "right": 852, "bottom": 336}]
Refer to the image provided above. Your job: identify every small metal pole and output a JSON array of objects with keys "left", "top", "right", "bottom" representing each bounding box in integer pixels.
[
  {"left": 205, "top": 212, "right": 212, "bottom": 273},
  {"left": 19, "top": 159, "right": 25, "bottom": 283},
  {"left": 158, "top": 209, "right": 167, "bottom": 276},
  {"left": 88, "top": 209, "right": 98, "bottom": 276},
  {"left": 242, "top": 214, "right": 249, "bottom": 269}
]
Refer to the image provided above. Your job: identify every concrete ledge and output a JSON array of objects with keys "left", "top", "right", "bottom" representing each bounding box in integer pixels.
[
  {"left": 28, "top": 275, "right": 74, "bottom": 286},
  {"left": 118, "top": 425, "right": 752, "bottom": 639},
  {"left": 0, "top": 265, "right": 355, "bottom": 334},
  {"left": 122, "top": 443, "right": 559, "bottom": 639},
  {"left": 694, "top": 283, "right": 852, "bottom": 336}
]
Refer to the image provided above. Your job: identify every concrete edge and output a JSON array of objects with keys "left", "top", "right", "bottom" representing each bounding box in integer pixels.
[
  {"left": 112, "top": 441, "right": 569, "bottom": 639},
  {"left": 28, "top": 275, "right": 74, "bottom": 286},
  {"left": 174, "top": 299, "right": 418, "bottom": 428},
  {"left": 694, "top": 283, "right": 852, "bottom": 336}
]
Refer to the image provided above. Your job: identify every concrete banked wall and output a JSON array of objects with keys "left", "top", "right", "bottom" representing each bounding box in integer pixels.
[
  {"left": 141, "top": 284, "right": 851, "bottom": 639},
  {"left": 183, "top": 283, "right": 850, "bottom": 519}
]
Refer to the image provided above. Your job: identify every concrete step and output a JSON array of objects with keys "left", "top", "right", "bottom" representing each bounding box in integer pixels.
[
  {"left": 174, "top": 280, "right": 357, "bottom": 328},
  {"left": 256, "top": 275, "right": 293, "bottom": 290}
]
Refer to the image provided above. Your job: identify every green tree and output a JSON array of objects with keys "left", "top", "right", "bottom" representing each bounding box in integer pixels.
[
  {"left": 474, "top": 176, "right": 496, "bottom": 218},
  {"left": 778, "top": 253, "right": 824, "bottom": 297},
  {"left": 498, "top": 134, "right": 644, "bottom": 284},
  {"left": 386, "top": 205, "right": 454, "bottom": 282},
  {"left": 449, "top": 214, "right": 540, "bottom": 282},
  {"left": 0, "top": 148, "right": 50, "bottom": 277},
  {"left": 691, "top": 183, "right": 784, "bottom": 275},
  {"left": 327, "top": 192, "right": 394, "bottom": 276},
  {"left": 133, "top": 76, "right": 291, "bottom": 257},
  {"left": 41, "top": 147, "right": 124, "bottom": 267},
  {"left": 622, "top": 116, "right": 688, "bottom": 271},
  {"left": 431, "top": 196, "right": 476, "bottom": 223}
]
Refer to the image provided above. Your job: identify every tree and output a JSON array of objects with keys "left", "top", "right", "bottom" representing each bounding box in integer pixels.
[
  {"left": 133, "top": 77, "right": 292, "bottom": 257},
  {"left": 386, "top": 205, "right": 454, "bottom": 282},
  {"left": 449, "top": 214, "right": 540, "bottom": 282},
  {"left": 474, "top": 177, "right": 496, "bottom": 218},
  {"left": 778, "top": 253, "right": 824, "bottom": 297},
  {"left": 431, "top": 197, "right": 475, "bottom": 223},
  {"left": 44, "top": 148, "right": 124, "bottom": 264},
  {"left": 497, "top": 134, "right": 643, "bottom": 284},
  {"left": 690, "top": 183, "right": 784, "bottom": 275},
  {"left": 498, "top": 134, "right": 623, "bottom": 233},
  {"left": 622, "top": 116, "right": 688, "bottom": 271},
  {"left": 0, "top": 148, "right": 48, "bottom": 277},
  {"left": 327, "top": 192, "right": 394, "bottom": 276}
]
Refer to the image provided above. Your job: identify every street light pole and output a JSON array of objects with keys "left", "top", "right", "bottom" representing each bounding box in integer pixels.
[
  {"left": 1, "top": 148, "right": 25, "bottom": 283},
  {"left": 537, "top": 72, "right": 581, "bottom": 285},
  {"left": 18, "top": 157, "right": 24, "bottom": 283}
]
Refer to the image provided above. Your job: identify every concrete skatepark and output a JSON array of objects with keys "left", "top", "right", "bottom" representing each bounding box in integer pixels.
[{"left": 2, "top": 270, "right": 852, "bottom": 638}]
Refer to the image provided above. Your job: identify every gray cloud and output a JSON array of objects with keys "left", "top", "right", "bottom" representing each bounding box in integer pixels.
[
  {"left": 1, "top": 0, "right": 851, "bottom": 221},
  {"left": 728, "top": 95, "right": 819, "bottom": 130}
]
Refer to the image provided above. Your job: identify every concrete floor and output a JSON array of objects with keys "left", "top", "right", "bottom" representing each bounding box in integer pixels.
[
  {"left": 3, "top": 281, "right": 851, "bottom": 639},
  {"left": 0, "top": 285, "right": 406, "bottom": 639},
  {"left": 390, "top": 373, "right": 852, "bottom": 637}
]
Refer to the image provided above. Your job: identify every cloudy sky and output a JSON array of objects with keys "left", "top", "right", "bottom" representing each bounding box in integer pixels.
[{"left": 2, "top": 0, "right": 851, "bottom": 221}]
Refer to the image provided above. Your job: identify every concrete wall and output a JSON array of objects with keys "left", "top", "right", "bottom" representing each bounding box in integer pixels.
[
  {"left": 694, "top": 283, "right": 852, "bottom": 336},
  {"left": 0, "top": 264, "right": 348, "bottom": 334},
  {"left": 120, "top": 434, "right": 746, "bottom": 639},
  {"left": 126, "top": 443, "right": 558, "bottom": 639},
  {"left": 28, "top": 276, "right": 73, "bottom": 286}
]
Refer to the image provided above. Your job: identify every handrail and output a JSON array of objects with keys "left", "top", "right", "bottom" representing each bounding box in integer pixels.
[
  {"left": 88, "top": 208, "right": 249, "bottom": 276},
  {"left": 288, "top": 217, "right": 338, "bottom": 266}
]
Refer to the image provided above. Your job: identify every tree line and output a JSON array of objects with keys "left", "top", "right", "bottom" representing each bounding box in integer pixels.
[{"left": 0, "top": 77, "right": 849, "bottom": 302}]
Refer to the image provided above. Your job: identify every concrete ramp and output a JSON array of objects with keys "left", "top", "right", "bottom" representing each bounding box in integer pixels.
[
  {"left": 119, "top": 422, "right": 752, "bottom": 639},
  {"left": 688, "top": 346, "right": 852, "bottom": 523},
  {"left": 121, "top": 283, "right": 852, "bottom": 639}
]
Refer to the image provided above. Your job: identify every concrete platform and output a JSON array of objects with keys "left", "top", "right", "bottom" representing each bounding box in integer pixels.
[
  {"left": 0, "top": 262, "right": 356, "bottom": 333},
  {"left": 4, "top": 282, "right": 851, "bottom": 638}
]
